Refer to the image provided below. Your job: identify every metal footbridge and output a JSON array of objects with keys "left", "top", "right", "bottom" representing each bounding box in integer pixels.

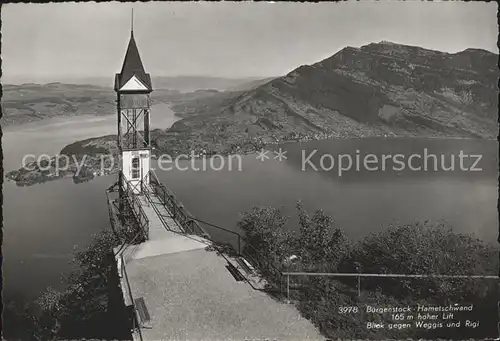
[{"left": 106, "top": 169, "right": 325, "bottom": 341}]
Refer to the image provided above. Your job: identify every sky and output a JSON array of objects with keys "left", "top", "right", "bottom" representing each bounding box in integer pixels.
[{"left": 2, "top": 1, "right": 498, "bottom": 84}]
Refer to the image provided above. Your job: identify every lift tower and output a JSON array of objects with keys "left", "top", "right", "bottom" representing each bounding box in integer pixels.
[{"left": 114, "top": 17, "right": 153, "bottom": 212}]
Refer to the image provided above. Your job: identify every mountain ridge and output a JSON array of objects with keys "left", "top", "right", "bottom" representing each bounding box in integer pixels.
[
  {"left": 158, "top": 40, "right": 498, "bottom": 154},
  {"left": 6, "top": 41, "right": 499, "bottom": 186}
]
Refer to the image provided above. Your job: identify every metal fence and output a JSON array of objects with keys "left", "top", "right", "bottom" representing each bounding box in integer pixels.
[
  {"left": 122, "top": 175, "right": 150, "bottom": 239},
  {"left": 280, "top": 271, "right": 500, "bottom": 303},
  {"left": 128, "top": 170, "right": 500, "bottom": 305},
  {"left": 148, "top": 170, "right": 208, "bottom": 237},
  {"left": 147, "top": 170, "right": 286, "bottom": 292},
  {"left": 119, "top": 252, "right": 144, "bottom": 341},
  {"left": 193, "top": 217, "right": 285, "bottom": 292}
]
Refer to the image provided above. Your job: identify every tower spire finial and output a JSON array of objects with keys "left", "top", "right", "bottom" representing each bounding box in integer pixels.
[{"left": 131, "top": 8, "right": 134, "bottom": 34}]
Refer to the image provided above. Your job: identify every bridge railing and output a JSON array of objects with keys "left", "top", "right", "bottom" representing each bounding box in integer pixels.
[
  {"left": 192, "top": 217, "right": 284, "bottom": 291},
  {"left": 119, "top": 171, "right": 500, "bottom": 305},
  {"left": 148, "top": 170, "right": 208, "bottom": 237},
  {"left": 121, "top": 174, "right": 150, "bottom": 240},
  {"left": 147, "top": 169, "right": 285, "bottom": 291},
  {"left": 119, "top": 251, "right": 144, "bottom": 341}
]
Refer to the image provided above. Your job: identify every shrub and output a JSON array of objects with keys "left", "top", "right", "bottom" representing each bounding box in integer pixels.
[
  {"left": 339, "top": 221, "right": 498, "bottom": 302},
  {"left": 238, "top": 204, "right": 499, "bottom": 339},
  {"left": 295, "top": 201, "right": 350, "bottom": 272}
]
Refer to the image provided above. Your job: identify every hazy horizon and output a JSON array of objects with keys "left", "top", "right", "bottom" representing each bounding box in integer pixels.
[
  {"left": 2, "top": 75, "right": 276, "bottom": 86},
  {"left": 2, "top": 1, "right": 497, "bottom": 85}
]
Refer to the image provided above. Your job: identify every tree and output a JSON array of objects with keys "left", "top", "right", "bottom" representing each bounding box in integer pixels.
[
  {"left": 238, "top": 205, "right": 295, "bottom": 265},
  {"left": 31, "top": 287, "right": 66, "bottom": 341},
  {"left": 237, "top": 202, "right": 350, "bottom": 299},
  {"left": 295, "top": 201, "right": 350, "bottom": 273},
  {"left": 25, "top": 228, "right": 131, "bottom": 340}
]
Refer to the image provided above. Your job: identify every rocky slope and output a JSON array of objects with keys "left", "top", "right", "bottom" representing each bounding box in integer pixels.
[{"left": 157, "top": 41, "right": 498, "bottom": 153}]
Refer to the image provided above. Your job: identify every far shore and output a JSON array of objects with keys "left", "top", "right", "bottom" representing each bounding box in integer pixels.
[
  {"left": 0, "top": 103, "right": 184, "bottom": 132},
  {"left": 3, "top": 99, "right": 496, "bottom": 189},
  {"left": 1, "top": 100, "right": 182, "bottom": 134},
  {"left": 1, "top": 113, "right": 116, "bottom": 134}
]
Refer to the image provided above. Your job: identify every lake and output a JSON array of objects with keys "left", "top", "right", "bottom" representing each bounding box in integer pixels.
[
  {"left": 2, "top": 105, "right": 498, "bottom": 304},
  {"left": 2, "top": 103, "right": 179, "bottom": 301},
  {"left": 154, "top": 138, "right": 498, "bottom": 246}
]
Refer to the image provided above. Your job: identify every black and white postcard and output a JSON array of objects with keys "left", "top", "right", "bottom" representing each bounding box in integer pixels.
[{"left": 1, "top": 2, "right": 498, "bottom": 340}]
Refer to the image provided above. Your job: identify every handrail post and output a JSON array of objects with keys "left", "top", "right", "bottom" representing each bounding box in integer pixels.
[
  {"left": 355, "top": 262, "right": 361, "bottom": 298},
  {"left": 358, "top": 275, "right": 361, "bottom": 298},
  {"left": 280, "top": 273, "right": 284, "bottom": 298},
  {"left": 178, "top": 204, "right": 184, "bottom": 223},
  {"left": 287, "top": 274, "right": 290, "bottom": 303}
]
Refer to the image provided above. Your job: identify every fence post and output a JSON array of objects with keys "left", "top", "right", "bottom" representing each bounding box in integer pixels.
[
  {"left": 497, "top": 301, "right": 500, "bottom": 340},
  {"left": 178, "top": 204, "right": 184, "bottom": 223},
  {"left": 279, "top": 273, "right": 283, "bottom": 298},
  {"left": 358, "top": 276, "right": 361, "bottom": 298},
  {"left": 355, "top": 262, "right": 361, "bottom": 298},
  {"left": 287, "top": 274, "right": 290, "bottom": 304}
]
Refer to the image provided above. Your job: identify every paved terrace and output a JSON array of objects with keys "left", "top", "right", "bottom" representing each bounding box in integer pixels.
[{"left": 115, "top": 185, "right": 324, "bottom": 341}]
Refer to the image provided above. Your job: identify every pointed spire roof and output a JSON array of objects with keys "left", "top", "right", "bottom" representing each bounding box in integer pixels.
[{"left": 115, "top": 30, "right": 152, "bottom": 92}]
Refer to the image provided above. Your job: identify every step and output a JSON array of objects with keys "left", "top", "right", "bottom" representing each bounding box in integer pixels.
[
  {"left": 236, "top": 257, "right": 255, "bottom": 275},
  {"left": 225, "top": 262, "right": 245, "bottom": 282}
]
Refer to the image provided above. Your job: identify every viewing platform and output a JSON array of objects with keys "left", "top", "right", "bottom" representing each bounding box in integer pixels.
[{"left": 108, "top": 172, "right": 324, "bottom": 341}]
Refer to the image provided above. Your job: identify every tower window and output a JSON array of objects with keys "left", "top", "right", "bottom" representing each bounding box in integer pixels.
[{"left": 131, "top": 157, "right": 140, "bottom": 179}]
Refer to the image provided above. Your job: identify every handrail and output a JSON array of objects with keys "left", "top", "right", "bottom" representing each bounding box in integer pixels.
[
  {"left": 116, "top": 169, "right": 500, "bottom": 304},
  {"left": 120, "top": 252, "right": 144, "bottom": 341},
  {"left": 147, "top": 169, "right": 284, "bottom": 291},
  {"left": 147, "top": 170, "right": 499, "bottom": 294},
  {"left": 191, "top": 216, "right": 284, "bottom": 286},
  {"left": 142, "top": 184, "right": 184, "bottom": 234},
  {"left": 281, "top": 272, "right": 500, "bottom": 279},
  {"left": 114, "top": 219, "right": 149, "bottom": 340},
  {"left": 148, "top": 170, "right": 208, "bottom": 237},
  {"left": 141, "top": 187, "right": 215, "bottom": 248},
  {"left": 121, "top": 174, "right": 150, "bottom": 240}
]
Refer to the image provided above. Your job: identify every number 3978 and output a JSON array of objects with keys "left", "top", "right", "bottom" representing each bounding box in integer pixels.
[{"left": 338, "top": 306, "right": 359, "bottom": 314}]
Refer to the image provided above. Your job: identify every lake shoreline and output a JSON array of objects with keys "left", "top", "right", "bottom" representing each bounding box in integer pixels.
[
  {"left": 1, "top": 112, "right": 115, "bottom": 133},
  {"left": 6, "top": 133, "right": 496, "bottom": 187},
  {"left": 4, "top": 99, "right": 496, "bottom": 188},
  {"left": 0, "top": 99, "right": 183, "bottom": 133},
  {"left": 3, "top": 110, "right": 497, "bottom": 304}
]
